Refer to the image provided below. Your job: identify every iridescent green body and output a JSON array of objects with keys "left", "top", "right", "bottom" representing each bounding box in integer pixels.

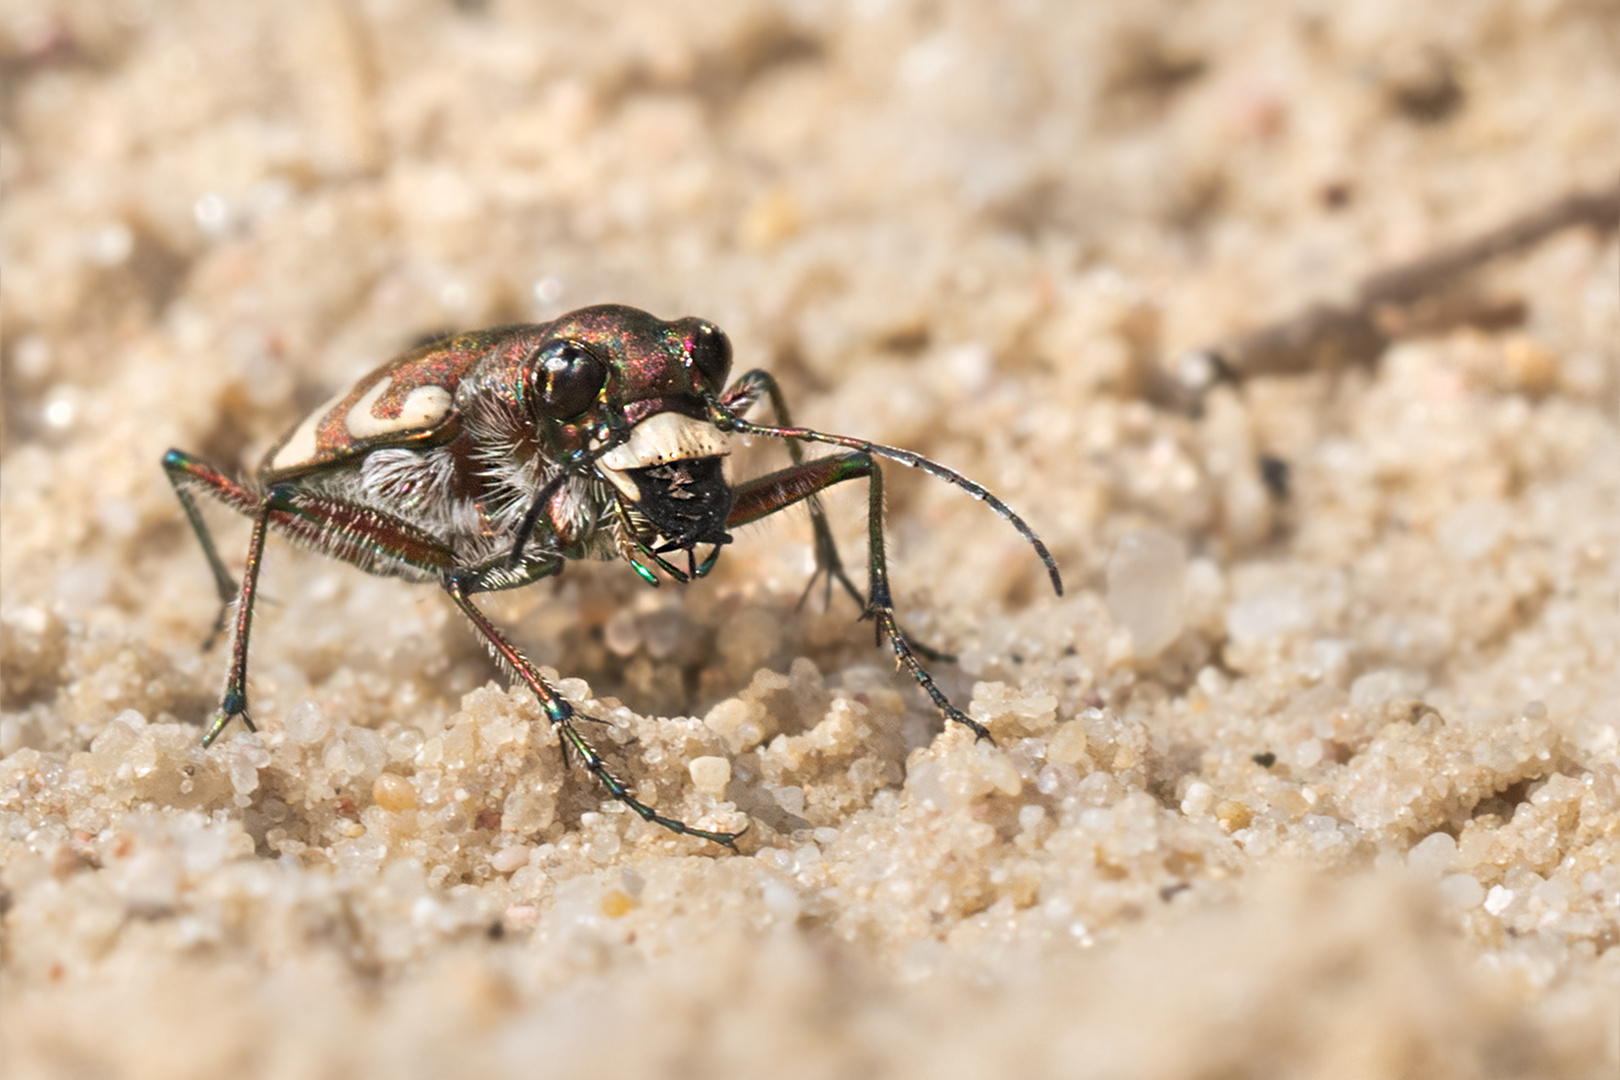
[{"left": 164, "top": 305, "right": 1061, "bottom": 847}]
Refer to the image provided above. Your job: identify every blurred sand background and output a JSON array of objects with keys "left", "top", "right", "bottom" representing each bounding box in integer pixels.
[{"left": 2, "top": 1, "right": 1618, "bottom": 1077}]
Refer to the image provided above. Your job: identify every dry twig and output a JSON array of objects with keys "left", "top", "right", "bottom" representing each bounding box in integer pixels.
[{"left": 1164, "top": 185, "right": 1619, "bottom": 408}]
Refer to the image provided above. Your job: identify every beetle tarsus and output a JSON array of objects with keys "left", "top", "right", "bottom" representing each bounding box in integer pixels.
[{"left": 201, "top": 700, "right": 255, "bottom": 748}]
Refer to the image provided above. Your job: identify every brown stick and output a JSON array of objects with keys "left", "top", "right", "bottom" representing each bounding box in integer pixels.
[
  {"left": 1358, "top": 187, "right": 1619, "bottom": 304},
  {"left": 1167, "top": 185, "right": 1619, "bottom": 402}
]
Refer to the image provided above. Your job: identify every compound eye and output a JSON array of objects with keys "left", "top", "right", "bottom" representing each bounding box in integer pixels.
[
  {"left": 534, "top": 340, "right": 606, "bottom": 419},
  {"left": 687, "top": 321, "right": 732, "bottom": 391}
]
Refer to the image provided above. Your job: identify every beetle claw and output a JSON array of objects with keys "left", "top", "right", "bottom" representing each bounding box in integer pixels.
[{"left": 201, "top": 700, "right": 255, "bottom": 748}]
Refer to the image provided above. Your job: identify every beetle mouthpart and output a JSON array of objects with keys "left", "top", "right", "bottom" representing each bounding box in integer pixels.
[
  {"left": 626, "top": 456, "right": 735, "bottom": 550},
  {"left": 598, "top": 411, "right": 730, "bottom": 501}
]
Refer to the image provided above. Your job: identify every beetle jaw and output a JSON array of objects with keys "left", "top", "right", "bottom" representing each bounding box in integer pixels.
[{"left": 596, "top": 411, "right": 730, "bottom": 501}]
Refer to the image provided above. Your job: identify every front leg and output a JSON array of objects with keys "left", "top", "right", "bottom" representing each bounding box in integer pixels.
[
  {"left": 729, "top": 453, "right": 990, "bottom": 742},
  {"left": 722, "top": 370, "right": 863, "bottom": 612},
  {"left": 452, "top": 545, "right": 567, "bottom": 596},
  {"left": 443, "top": 574, "right": 743, "bottom": 848}
]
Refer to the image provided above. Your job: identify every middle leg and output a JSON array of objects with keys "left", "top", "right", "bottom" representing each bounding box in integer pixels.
[{"left": 729, "top": 453, "right": 990, "bottom": 741}]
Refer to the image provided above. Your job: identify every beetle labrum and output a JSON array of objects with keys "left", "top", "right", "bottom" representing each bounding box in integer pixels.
[{"left": 164, "top": 305, "right": 1062, "bottom": 847}]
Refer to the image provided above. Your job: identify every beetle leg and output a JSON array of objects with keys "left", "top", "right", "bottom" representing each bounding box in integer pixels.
[
  {"left": 721, "top": 370, "right": 863, "bottom": 613},
  {"left": 265, "top": 487, "right": 457, "bottom": 581},
  {"left": 443, "top": 575, "right": 744, "bottom": 848},
  {"left": 162, "top": 449, "right": 254, "bottom": 649},
  {"left": 207, "top": 483, "right": 455, "bottom": 745},
  {"left": 164, "top": 448, "right": 466, "bottom": 744},
  {"left": 728, "top": 453, "right": 991, "bottom": 742},
  {"left": 201, "top": 498, "right": 273, "bottom": 746},
  {"left": 445, "top": 545, "right": 566, "bottom": 596},
  {"left": 164, "top": 448, "right": 459, "bottom": 583}
]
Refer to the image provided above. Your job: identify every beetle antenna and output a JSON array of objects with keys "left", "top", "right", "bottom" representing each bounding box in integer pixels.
[{"left": 720, "top": 414, "right": 1063, "bottom": 597}]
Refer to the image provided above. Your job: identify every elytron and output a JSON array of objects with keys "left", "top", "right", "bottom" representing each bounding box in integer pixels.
[{"left": 165, "top": 305, "right": 1062, "bottom": 847}]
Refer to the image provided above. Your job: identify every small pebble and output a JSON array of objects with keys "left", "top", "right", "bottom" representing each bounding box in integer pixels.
[
  {"left": 1106, "top": 529, "right": 1188, "bottom": 657},
  {"left": 285, "top": 701, "right": 330, "bottom": 745},
  {"left": 1407, "top": 832, "right": 1456, "bottom": 879},
  {"left": 1047, "top": 721, "right": 1088, "bottom": 765},
  {"left": 688, "top": 756, "right": 731, "bottom": 798},
  {"left": 1216, "top": 801, "right": 1252, "bottom": 832},
  {"left": 1483, "top": 885, "right": 1515, "bottom": 916},
  {"left": 372, "top": 773, "right": 417, "bottom": 812},
  {"left": 490, "top": 846, "right": 529, "bottom": 873},
  {"left": 1438, "top": 874, "right": 1485, "bottom": 908}
]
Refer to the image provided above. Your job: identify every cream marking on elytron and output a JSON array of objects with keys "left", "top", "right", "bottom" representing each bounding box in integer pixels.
[
  {"left": 346, "top": 380, "right": 453, "bottom": 440},
  {"left": 267, "top": 382, "right": 353, "bottom": 473}
]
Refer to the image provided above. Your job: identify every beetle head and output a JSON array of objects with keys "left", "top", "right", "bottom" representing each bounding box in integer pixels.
[
  {"left": 524, "top": 305, "right": 736, "bottom": 565},
  {"left": 532, "top": 305, "right": 731, "bottom": 420}
]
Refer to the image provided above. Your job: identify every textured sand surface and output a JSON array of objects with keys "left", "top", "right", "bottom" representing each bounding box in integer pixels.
[{"left": 2, "top": 2, "right": 1618, "bottom": 1077}]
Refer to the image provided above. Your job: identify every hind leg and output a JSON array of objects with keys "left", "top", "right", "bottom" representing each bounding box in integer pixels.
[
  {"left": 161, "top": 449, "right": 460, "bottom": 746},
  {"left": 162, "top": 449, "right": 258, "bottom": 649}
]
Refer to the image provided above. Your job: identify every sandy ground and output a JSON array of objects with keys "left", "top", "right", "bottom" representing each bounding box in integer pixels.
[{"left": 2, "top": 1, "right": 1619, "bottom": 1077}]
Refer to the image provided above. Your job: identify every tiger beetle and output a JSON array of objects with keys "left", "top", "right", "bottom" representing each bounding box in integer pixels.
[{"left": 164, "top": 305, "right": 1063, "bottom": 847}]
